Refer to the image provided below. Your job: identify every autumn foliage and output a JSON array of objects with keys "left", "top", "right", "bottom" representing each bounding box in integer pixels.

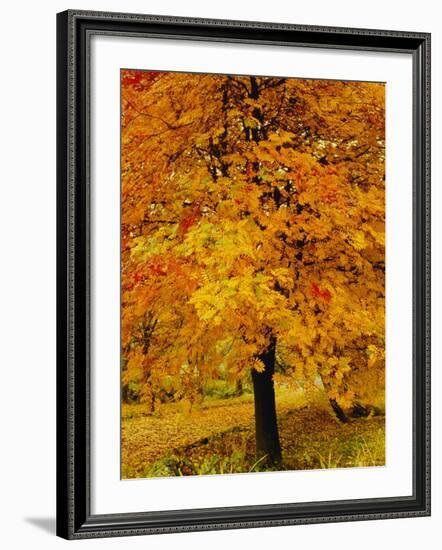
[{"left": 121, "top": 69, "right": 385, "bottom": 473}]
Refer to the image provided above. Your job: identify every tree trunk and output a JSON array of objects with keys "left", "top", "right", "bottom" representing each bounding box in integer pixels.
[
  {"left": 319, "top": 374, "right": 350, "bottom": 423},
  {"left": 234, "top": 378, "right": 243, "bottom": 397},
  {"left": 251, "top": 338, "right": 282, "bottom": 465},
  {"left": 328, "top": 397, "right": 349, "bottom": 423}
]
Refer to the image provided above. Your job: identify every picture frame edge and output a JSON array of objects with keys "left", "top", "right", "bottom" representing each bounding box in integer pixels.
[{"left": 56, "top": 9, "right": 431, "bottom": 540}]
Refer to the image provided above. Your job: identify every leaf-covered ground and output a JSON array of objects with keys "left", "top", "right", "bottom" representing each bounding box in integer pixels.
[{"left": 121, "top": 390, "right": 385, "bottom": 478}]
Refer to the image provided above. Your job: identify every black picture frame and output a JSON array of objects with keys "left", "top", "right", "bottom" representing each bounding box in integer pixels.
[{"left": 56, "top": 9, "right": 431, "bottom": 540}]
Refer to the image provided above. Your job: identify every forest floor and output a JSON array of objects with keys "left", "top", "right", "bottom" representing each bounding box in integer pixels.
[{"left": 121, "top": 388, "right": 385, "bottom": 478}]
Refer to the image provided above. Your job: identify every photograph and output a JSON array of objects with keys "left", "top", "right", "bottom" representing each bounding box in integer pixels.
[
  {"left": 0, "top": 1, "right": 437, "bottom": 548},
  {"left": 120, "top": 70, "right": 386, "bottom": 479},
  {"left": 54, "top": 8, "right": 430, "bottom": 539}
]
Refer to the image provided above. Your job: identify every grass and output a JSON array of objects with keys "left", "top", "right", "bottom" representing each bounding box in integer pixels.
[
  {"left": 316, "top": 435, "right": 384, "bottom": 469},
  {"left": 125, "top": 419, "right": 385, "bottom": 479},
  {"left": 140, "top": 450, "right": 271, "bottom": 478},
  {"left": 121, "top": 386, "right": 385, "bottom": 478},
  {"left": 317, "top": 450, "right": 343, "bottom": 469}
]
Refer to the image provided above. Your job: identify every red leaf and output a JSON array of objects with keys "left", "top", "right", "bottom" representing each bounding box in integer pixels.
[
  {"left": 149, "top": 263, "right": 167, "bottom": 276},
  {"left": 121, "top": 70, "right": 163, "bottom": 90},
  {"left": 311, "top": 282, "right": 332, "bottom": 302}
]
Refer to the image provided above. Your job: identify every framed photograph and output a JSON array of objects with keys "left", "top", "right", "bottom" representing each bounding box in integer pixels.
[{"left": 56, "top": 9, "right": 430, "bottom": 539}]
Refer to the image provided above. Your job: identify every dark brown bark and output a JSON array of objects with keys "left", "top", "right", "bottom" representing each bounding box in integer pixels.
[
  {"left": 320, "top": 373, "right": 350, "bottom": 423},
  {"left": 251, "top": 338, "right": 282, "bottom": 465},
  {"left": 234, "top": 378, "right": 243, "bottom": 396},
  {"left": 328, "top": 397, "right": 349, "bottom": 423}
]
